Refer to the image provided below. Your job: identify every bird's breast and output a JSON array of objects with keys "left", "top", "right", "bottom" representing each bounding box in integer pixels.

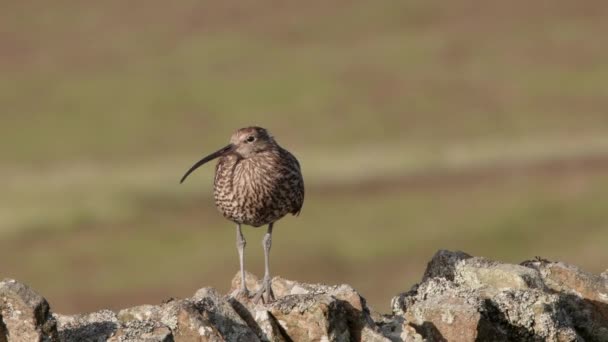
[{"left": 212, "top": 151, "right": 303, "bottom": 227}]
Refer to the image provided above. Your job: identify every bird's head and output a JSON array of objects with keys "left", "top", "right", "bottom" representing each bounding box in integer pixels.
[
  {"left": 180, "top": 126, "right": 276, "bottom": 183},
  {"left": 230, "top": 126, "right": 275, "bottom": 159}
]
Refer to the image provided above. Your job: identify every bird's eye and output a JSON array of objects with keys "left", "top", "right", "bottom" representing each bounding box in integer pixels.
[{"left": 246, "top": 136, "right": 255, "bottom": 143}]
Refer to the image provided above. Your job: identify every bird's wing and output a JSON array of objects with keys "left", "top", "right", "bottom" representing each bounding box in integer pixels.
[{"left": 283, "top": 149, "right": 305, "bottom": 216}]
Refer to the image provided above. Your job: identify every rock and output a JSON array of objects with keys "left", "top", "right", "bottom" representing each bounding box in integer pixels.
[
  {"left": 392, "top": 251, "right": 585, "bottom": 341},
  {"left": 601, "top": 269, "right": 608, "bottom": 282},
  {"left": 455, "top": 258, "right": 545, "bottom": 292},
  {"left": 376, "top": 315, "right": 424, "bottom": 342},
  {"left": 524, "top": 260, "right": 608, "bottom": 303},
  {"left": 55, "top": 310, "right": 119, "bottom": 341},
  {"left": 399, "top": 278, "right": 505, "bottom": 341},
  {"left": 422, "top": 249, "right": 472, "bottom": 281},
  {"left": 108, "top": 322, "right": 172, "bottom": 342},
  {"left": 421, "top": 251, "right": 545, "bottom": 292},
  {"left": 229, "top": 272, "right": 386, "bottom": 341},
  {"left": 2, "top": 250, "right": 608, "bottom": 342},
  {"left": 192, "top": 287, "right": 259, "bottom": 341},
  {"left": 171, "top": 302, "right": 223, "bottom": 341},
  {"left": 116, "top": 288, "right": 257, "bottom": 341},
  {"left": 485, "top": 289, "right": 579, "bottom": 341},
  {"left": 524, "top": 259, "right": 608, "bottom": 341},
  {"left": 0, "top": 279, "right": 58, "bottom": 342},
  {"left": 268, "top": 293, "right": 349, "bottom": 341},
  {"left": 116, "top": 301, "right": 223, "bottom": 341}
]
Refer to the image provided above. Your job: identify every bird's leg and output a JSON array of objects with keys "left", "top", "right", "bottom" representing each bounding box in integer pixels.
[
  {"left": 235, "top": 223, "right": 249, "bottom": 297},
  {"left": 253, "top": 223, "right": 275, "bottom": 304}
]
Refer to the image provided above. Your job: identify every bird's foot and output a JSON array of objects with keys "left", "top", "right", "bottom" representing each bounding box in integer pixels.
[
  {"left": 252, "top": 276, "right": 275, "bottom": 304},
  {"left": 233, "top": 287, "right": 250, "bottom": 301}
]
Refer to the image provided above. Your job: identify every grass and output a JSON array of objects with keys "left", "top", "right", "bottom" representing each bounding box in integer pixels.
[{"left": 1, "top": 0, "right": 608, "bottom": 313}]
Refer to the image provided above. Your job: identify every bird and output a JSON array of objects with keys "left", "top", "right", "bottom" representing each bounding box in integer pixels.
[{"left": 180, "top": 126, "right": 304, "bottom": 303}]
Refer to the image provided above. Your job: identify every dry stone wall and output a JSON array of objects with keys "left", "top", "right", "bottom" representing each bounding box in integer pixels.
[{"left": 1, "top": 250, "right": 607, "bottom": 341}]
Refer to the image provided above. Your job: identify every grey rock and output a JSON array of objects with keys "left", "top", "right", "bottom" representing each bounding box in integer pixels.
[
  {"left": 55, "top": 310, "right": 119, "bottom": 342},
  {"left": 422, "top": 249, "right": 472, "bottom": 281},
  {"left": 3, "top": 250, "right": 608, "bottom": 342},
  {"left": 108, "top": 321, "right": 172, "bottom": 342},
  {"left": 455, "top": 257, "right": 546, "bottom": 292},
  {"left": 391, "top": 251, "right": 601, "bottom": 341}
]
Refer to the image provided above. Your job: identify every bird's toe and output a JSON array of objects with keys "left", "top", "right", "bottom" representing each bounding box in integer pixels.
[{"left": 251, "top": 280, "right": 275, "bottom": 304}]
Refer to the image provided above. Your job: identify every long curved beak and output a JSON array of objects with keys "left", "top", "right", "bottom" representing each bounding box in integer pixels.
[{"left": 180, "top": 144, "right": 235, "bottom": 183}]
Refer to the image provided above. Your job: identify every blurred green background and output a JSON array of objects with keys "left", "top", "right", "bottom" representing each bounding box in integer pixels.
[{"left": 2, "top": 1, "right": 608, "bottom": 314}]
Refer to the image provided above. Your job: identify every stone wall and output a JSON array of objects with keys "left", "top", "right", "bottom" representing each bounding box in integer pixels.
[{"left": 1, "top": 250, "right": 607, "bottom": 341}]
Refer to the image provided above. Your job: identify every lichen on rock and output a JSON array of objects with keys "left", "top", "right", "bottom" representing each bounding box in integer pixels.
[{"left": 1, "top": 250, "right": 607, "bottom": 341}]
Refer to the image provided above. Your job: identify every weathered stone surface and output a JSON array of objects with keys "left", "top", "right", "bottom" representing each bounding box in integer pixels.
[
  {"left": 398, "top": 278, "right": 504, "bottom": 341},
  {"left": 376, "top": 315, "right": 423, "bottom": 342},
  {"left": 391, "top": 251, "right": 594, "bottom": 341},
  {"left": 523, "top": 259, "right": 608, "bottom": 341},
  {"left": 116, "top": 301, "right": 218, "bottom": 341},
  {"left": 230, "top": 272, "right": 385, "bottom": 341},
  {"left": 0, "top": 279, "right": 57, "bottom": 342},
  {"left": 601, "top": 269, "right": 608, "bottom": 282},
  {"left": 171, "top": 302, "right": 223, "bottom": 341},
  {"left": 422, "top": 249, "right": 472, "bottom": 281},
  {"left": 3, "top": 250, "right": 608, "bottom": 341},
  {"left": 524, "top": 260, "right": 608, "bottom": 304},
  {"left": 421, "top": 250, "right": 545, "bottom": 292},
  {"left": 455, "top": 259, "right": 545, "bottom": 292},
  {"left": 192, "top": 287, "right": 259, "bottom": 341},
  {"left": 108, "top": 322, "right": 172, "bottom": 342},
  {"left": 269, "top": 293, "right": 349, "bottom": 341},
  {"left": 55, "top": 309, "right": 119, "bottom": 341}
]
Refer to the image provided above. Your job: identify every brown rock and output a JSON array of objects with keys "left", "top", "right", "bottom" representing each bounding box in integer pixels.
[
  {"left": 401, "top": 278, "right": 502, "bottom": 341},
  {"left": 229, "top": 271, "right": 261, "bottom": 299},
  {"left": 529, "top": 261, "right": 608, "bottom": 303},
  {"left": 268, "top": 294, "right": 350, "bottom": 342},
  {"left": 242, "top": 306, "right": 287, "bottom": 342},
  {"left": 115, "top": 299, "right": 227, "bottom": 341},
  {"left": 524, "top": 260, "right": 608, "bottom": 340},
  {"left": 229, "top": 272, "right": 384, "bottom": 341},
  {"left": 192, "top": 288, "right": 259, "bottom": 341},
  {"left": 229, "top": 272, "right": 367, "bottom": 311},
  {"left": 172, "top": 304, "right": 222, "bottom": 342},
  {"left": 0, "top": 279, "right": 57, "bottom": 342},
  {"left": 375, "top": 315, "right": 424, "bottom": 342}
]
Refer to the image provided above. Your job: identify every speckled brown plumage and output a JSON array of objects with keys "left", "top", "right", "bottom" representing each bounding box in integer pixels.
[
  {"left": 180, "top": 126, "right": 304, "bottom": 303},
  {"left": 214, "top": 146, "right": 303, "bottom": 227}
]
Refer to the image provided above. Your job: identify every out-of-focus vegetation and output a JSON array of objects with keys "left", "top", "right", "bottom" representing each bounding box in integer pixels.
[{"left": 1, "top": 0, "right": 608, "bottom": 313}]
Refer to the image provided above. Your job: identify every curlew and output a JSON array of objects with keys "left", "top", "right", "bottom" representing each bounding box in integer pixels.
[{"left": 180, "top": 127, "right": 304, "bottom": 303}]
